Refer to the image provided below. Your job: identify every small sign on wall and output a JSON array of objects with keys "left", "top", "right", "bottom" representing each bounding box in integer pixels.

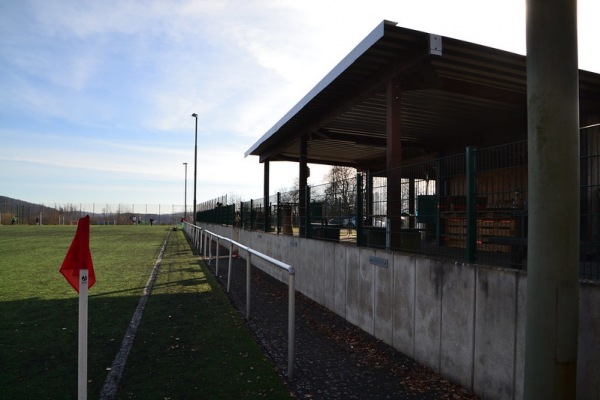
[{"left": 369, "top": 256, "right": 388, "bottom": 268}]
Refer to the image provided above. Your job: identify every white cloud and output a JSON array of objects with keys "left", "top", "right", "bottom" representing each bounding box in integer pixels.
[{"left": 0, "top": 0, "right": 597, "bottom": 206}]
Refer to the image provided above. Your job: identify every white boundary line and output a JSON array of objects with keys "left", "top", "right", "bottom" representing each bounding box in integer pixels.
[{"left": 99, "top": 229, "right": 171, "bottom": 399}]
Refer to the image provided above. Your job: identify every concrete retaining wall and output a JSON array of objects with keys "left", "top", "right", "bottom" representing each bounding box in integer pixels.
[{"left": 200, "top": 224, "right": 599, "bottom": 399}]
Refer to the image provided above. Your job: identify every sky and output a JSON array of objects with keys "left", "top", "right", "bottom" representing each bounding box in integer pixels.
[{"left": 1, "top": 0, "right": 599, "bottom": 207}]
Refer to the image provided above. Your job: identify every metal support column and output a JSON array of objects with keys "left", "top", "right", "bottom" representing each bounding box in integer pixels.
[
  {"left": 408, "top": 178, "right": 415, "bottom": 229},
  {"left": 466, "top": 147, "right": 477, "bottom": 263},
  {"left": 386, "top": 77, "right": 403, "bottom": 250},
  {"left": 264, "top": 161, "right": 270, "bottom": 232},
  {"left": 356, "top": 173, "right": 364, "bottom": 247},
  {"left": 299, "top": 135, "right": 308, "bottom": 237},
  {"left": 365, "top": 170, "right": 373, "bottom": 227}
]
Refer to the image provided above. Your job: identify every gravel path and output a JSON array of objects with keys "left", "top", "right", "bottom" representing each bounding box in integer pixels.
[{"left": 204, "top": 248, "right": 479, "bottom": 400}]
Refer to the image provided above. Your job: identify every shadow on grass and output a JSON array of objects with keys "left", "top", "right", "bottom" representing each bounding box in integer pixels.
[
  {"left": 0, "top": 267, "right": 290, "bottom": 399},
  {"left": 1, "top": 295, "right": 143, "bottom": 399}
]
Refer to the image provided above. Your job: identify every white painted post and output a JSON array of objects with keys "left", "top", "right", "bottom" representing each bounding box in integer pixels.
[{"left": 78, "top": 269, "right": 89, "bottom": 400}]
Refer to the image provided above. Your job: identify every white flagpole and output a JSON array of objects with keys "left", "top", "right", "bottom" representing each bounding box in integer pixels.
[{"left": 78, "top": 269, "right": 89, "bottom": 400}]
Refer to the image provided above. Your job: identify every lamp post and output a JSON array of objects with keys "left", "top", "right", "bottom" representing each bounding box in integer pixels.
[
  {"left": 191, "top": 113, "right": 198, "bottom": 225},
  {"left": 183, "top": 162, "right": 188, "bottom": 221}
]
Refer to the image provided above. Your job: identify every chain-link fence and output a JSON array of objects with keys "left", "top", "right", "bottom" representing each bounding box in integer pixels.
[
  {"left": 7, "top": 125, "right": 598, "bottom": 280},
  {"left": 0, "top": 203, "right": 190, "bottom": 226}
]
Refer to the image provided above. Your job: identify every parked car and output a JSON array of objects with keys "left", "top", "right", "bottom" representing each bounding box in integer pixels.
[{"left": 327, "top": 215, "right": 355, "bottom": 228}]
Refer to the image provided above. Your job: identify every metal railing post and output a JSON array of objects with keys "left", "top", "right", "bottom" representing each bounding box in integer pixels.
[
  {"left": 288, "top": 271, "right": 295, "bottom": 379},
  {"left": 246, "top": 253, "right": 251, "bottom": 319},
  {"left": 205, "top": 232, "right": 208, "bottom": 259},
  {"left": 227, "top": 242, "right": 233, "bottom": 293},
  {"left": 215, "top": 237, "right": 220, "bottom": 275},
  {"left": 191, "top": 225, "right": 195, "bottom": 249},
  {"left": 194, "top": 228, "right": 296, "bottom": 379},
  {"left": 199, "top": 228, "right": 203, "bottom": 253}
]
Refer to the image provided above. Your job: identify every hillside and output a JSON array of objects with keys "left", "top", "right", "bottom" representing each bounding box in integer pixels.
[
  {"left": 0, "top": 196, "right": 59, "bottom": 224},
  {"left": 0, "top": 196, "right": 182, "bottom": 225},
  {"left": 0, "top": 196, "right": 45, "bottom": 210}
]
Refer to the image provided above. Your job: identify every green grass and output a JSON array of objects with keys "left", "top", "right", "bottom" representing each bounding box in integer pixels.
[{"left": 0, "top": 225, "right": 290, "bottom": 399}]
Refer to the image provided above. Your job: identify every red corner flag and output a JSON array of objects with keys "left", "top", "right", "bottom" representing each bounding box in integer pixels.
[{"left": 60, "top": 215, "right": 95, "bottom": 292}]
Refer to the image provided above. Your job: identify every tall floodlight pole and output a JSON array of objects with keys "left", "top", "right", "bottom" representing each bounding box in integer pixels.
[
  {"left": 183, "top": 162, "right": 188, "bottom": 221},
  {"left": 191, "top": 113, "right": 198, "bottom": 225}
]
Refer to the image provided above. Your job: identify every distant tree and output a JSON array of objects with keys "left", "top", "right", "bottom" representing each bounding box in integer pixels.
[
  {"left": 279, "top": 177, "right": 299, "bottom": 204},
  {"left": 228, "top": 192, "right": 242, "bottom": 209},
  {"left": 323, "top": 166, "right": 356, "bottom": 220}
]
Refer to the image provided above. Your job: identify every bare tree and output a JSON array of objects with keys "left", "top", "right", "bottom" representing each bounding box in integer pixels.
[
  {"left": 228, "top": 192, "right": 243, "bottom": 210},
  {"left": 323, "top": 166, "right": 356, "bottom": 223},
  {"left": 279, "top": 177, "right": 299, "bottom": 204}
]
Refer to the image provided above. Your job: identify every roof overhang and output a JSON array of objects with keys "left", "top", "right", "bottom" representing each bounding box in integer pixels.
[{"left": 245, "top": 20, "right": 600, "bottom": 171}]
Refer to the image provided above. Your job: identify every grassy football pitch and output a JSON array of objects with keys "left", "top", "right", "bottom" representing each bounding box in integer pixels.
[{"left": 0, "top": 224, "right": 290, "bottom": 399}]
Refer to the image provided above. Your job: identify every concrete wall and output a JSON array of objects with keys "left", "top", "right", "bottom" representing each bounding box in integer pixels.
[{"left": 199, "top": 224, "right": 600, "bottom": 400}]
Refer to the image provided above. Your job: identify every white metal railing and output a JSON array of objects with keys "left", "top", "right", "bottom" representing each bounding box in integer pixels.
[{"left": 182, "top": 222, "right": 296, "bottom": 379}]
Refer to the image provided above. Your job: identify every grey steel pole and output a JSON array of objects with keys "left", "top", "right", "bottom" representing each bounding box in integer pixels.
[
  {"left": 191, "top": 113, "right": 198, "bottom": 225},
  {"left": 524, "top": 0, "right": 580, "bottom": 397}
]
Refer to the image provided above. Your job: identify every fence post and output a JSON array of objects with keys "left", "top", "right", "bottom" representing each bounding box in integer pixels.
[
  {"left": 305, "top": 185, "right": 312, "bottom": 239},
  {"left": 466, "top": 146, "right": 477, "bottom": 262},
  {"left": 265, "top": 200, "right": 271, "bottom": 233},
  {"left": 356, "top": 173, "right": 363, "bottom": 247},
  {"left": 277, "top": 192, "right": 282, "bottom": 234},
  {"left": 250, "top": 199, "right": 254, "bottom": 230}
]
